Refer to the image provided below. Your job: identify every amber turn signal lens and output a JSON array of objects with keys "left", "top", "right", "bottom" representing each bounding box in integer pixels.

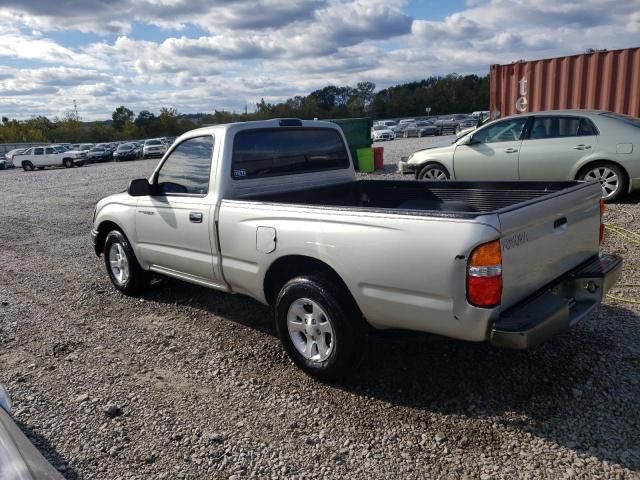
[{"left": 468, "top": 240, "right": 502, "bottom": 267}]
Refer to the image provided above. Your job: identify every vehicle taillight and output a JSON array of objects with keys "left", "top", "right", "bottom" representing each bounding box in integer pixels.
[
  {"left": 467, "top": 240, "right": 502, "bottom": 308},
  {"left": 599, "top": 199, "right": 605, "bottom": 244}
]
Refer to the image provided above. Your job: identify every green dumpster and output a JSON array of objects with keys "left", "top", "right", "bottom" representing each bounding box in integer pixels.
[{"left": 329, "top": 117, "right": 373, "bottom": 171}]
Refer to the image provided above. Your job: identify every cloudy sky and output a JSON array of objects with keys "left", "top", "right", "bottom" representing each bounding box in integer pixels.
[{"left": 0, "top": 0, "right": 638, "bottom": 120}]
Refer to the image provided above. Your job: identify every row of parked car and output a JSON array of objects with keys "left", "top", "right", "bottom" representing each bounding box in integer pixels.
[
  {"left": 2, "top": 137, "right": 176, "bottom": 171},
  {"left": 371, "top": 112, "right": 489, "bottom": 141}
]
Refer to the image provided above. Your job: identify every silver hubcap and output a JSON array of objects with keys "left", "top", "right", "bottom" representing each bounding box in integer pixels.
[
  {"left": 108, "top": 243, "right": 130, "bottom": 285},
  {"left": 287, "top": 298, "right": 334, "bottom": 363},
  {"left": 584, "top": 167, "right": 619, "bottom": 199},
  {"left": 421, "top": 168, "right": 448, "bottom": 180}
]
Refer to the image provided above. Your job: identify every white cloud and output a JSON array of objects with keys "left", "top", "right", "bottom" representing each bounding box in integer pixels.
[{"left": 0, "top": 0, "right": 638, "bottom": 119}]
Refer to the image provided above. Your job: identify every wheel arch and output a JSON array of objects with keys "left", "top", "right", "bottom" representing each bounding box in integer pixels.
[
  {"left": 574, "top": 159, "right": 631, "bottom": 192},
  {"left": 263, "top": 255, "right": 360, "bottom": 315},
  {"left": 95, "top": 219, "right": 129, "bottom": 256}
]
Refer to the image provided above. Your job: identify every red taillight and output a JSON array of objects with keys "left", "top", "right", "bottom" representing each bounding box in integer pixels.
[
  {"left": 599, "top": 199, "right": 605, "bottom": 244},
  {"left": 467, "top": 240, "right": 502, "bottom": 308}
]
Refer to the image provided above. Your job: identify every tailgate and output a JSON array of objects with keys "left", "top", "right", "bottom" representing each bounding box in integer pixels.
[{"left": 498, "top": 182, "right": 602, "bottom": 310}]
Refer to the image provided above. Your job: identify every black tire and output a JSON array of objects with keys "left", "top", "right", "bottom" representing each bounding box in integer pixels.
[
  {"left": 417, "top": 162, "right": 450, "bottom": 181},
  {"left": 103, "top": 230, "right": 150, "bottom": 295},
  {"left": 275, "top": 275, "right": 367, "bottom": 382},
  {"left": 63, "top": 158, "right": 74, "bottom": 168},
  {"left": 37, "top": 166, "right": 45, "bottom": 170},
  {"left": 22, "top": 161, "right": 34, "bottom": 171},
  {"left": 76, "top": 161, "right": 85, "bottom": 167},
  {"left": 578, "top": 162, "right": 628, "bottom": 203}
]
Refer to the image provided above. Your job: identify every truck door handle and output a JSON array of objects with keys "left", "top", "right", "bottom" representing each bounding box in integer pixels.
[
  {"left": 554, "top": 217, "right": 567, "bottom": 229},
  {"left": 504, "top": 148, "right": 519, "bottom": 153},
  {"left": 573, "top": 144, "right": 592, "bottom": 150},
  {"left": 189, "top": 212, "right": 203, "bottom": 223}
]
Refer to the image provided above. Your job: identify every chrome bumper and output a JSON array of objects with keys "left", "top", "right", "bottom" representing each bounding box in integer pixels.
[{"left": 490, "top": 254, "right": 623, "bottom": 349}]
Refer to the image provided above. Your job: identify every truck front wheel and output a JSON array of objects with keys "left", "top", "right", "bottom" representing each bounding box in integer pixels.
[
  {"left": 103, "top": 230, "right": 150, "bottom": 295},
  {"left": 275, "top": 276, "right": 366, "bottom": 382}
]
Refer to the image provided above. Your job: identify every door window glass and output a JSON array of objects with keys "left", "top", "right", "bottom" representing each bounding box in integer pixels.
[
  {"left": 45, "top": 147, "right": 55, "bottom": 154},
  {"left": 33, "top": 148, "right": 44, "bottom": 155},
  {"left": 529, "top": 116, "right": 580, "bottom": 139},
  {"left": 472, "top": 118, "right": 527, "bottom": 144},
  {"left": 156, "top": 136, "right": 213, "bottom": 195}
]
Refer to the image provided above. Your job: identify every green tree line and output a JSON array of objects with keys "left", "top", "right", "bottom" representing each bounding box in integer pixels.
[{"left": 0, "top": 73, "right": 488, "bottom": 143}]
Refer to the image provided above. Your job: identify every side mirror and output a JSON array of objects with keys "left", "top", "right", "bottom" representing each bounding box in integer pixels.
[
  {"left": 128, "top": 178, "right": 152, "bottom": 197},
  {"left": 466, "top": 135, "right": 480, "bottom": 146}
]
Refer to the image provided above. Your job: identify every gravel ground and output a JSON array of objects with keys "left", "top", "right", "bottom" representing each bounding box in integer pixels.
[{"left": 0, "top": 161, "right": 639, "bottom": 479}]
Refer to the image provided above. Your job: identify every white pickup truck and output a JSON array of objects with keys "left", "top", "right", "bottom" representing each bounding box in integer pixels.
[
  {"left": 13, "top": 145, "right": 86, "bottom": 171},
  {"left": 91, "top": 119, "right": 622, "bottom": 380}
]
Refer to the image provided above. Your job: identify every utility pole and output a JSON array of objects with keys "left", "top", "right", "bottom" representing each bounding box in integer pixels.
[{"left": 73, "top": 100, "right": 79, "bottom": 121}]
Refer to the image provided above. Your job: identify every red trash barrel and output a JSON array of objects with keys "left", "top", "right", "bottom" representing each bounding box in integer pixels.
[{"left": 373, "top": 147, "right": 384, "bottom": 170}]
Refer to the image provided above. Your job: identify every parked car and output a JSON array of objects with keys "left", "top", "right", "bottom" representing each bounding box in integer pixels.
[
  {"left": 398, "top": 110, "right": 640, "bottom": 202},
  {"left": 371, "top": 125, "right": 396, "bottom": 141},
  {"left": 401, "top": 121, "right": 440, "bottom": 138},
  {"left": 374, "top": 120, "right": 400, "bottom": 132},
  {"left": 0, "top": 157, "right": 8, "bottom": 170},
  {"left": 0, "top": 383, "right": 65, "bottom": 480},
  {"left": 143, "top": 139, "right": 167, "bottom": 158},
  {"left": 113, "top": 142, "right": 139, "bottom": 161},
  {"left": 4, "top": 148, "right": 25, "bottom": 162},
  {"left": 91, "top": 118, "right": 620, "bottom": 381},
  {"left": 86, "top": 146, "right": 112, "bottom": 163},
  {"left": 13, "top": 145, "right": 85, "bottom": 170}
]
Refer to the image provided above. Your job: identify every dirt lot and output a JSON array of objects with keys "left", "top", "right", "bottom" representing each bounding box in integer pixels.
[{"left": 0, "top": 161, "right": 639, "bottom": 479}]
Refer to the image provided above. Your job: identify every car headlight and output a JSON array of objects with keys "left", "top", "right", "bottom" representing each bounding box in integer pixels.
[{"left": 0, "top": 383, "right": 11, "bottom": 412}]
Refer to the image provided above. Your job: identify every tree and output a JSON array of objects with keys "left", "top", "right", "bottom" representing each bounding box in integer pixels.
[
  {"left": 134, "top": 110, "right": 155, "bottom": 128},
  {"left": 112, "top": 106, "right": 134, "bottom": 130}
]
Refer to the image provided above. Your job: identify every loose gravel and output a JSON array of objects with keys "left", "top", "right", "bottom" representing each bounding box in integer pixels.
[{"left": 0, "top": 160, "right": 639, "bottom": 479}]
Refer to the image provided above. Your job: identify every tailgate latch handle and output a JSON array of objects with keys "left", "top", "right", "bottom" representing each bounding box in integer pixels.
[{"left": 554, "top": 217, "right": 567, "bottom": 229}]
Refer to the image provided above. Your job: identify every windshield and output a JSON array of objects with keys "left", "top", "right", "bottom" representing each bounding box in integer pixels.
[
  {"left": 117, "top": 144, "right": 132, "bottom": 150},
  {"left": 600, "top": 112, "right": 640, "bottom": 128},
  {"left": 146, "top": 140, "right": 161, "bottom": 145}
]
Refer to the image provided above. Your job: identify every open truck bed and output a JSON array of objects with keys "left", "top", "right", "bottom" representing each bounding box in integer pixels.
[{"left": 245, "top": 179, "right": 587, "bottom": 217}]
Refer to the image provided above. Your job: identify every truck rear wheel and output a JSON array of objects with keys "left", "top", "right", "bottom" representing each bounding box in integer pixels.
[
  {"left": 63, "top": 158, "right": 74, "bottom": 168},
  {"left": 104, "top": 230, "right": 150, "bottom": 295},
  {"left": 22, "top": 161, "right": 34, "bottom": 171},
  {"left": 275, "top": 275, "right": 366, "bottom": 382}
]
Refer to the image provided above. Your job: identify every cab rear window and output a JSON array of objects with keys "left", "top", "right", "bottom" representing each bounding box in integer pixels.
[{"left": 231, "top": 128, "right": 349, "bottom": 180}]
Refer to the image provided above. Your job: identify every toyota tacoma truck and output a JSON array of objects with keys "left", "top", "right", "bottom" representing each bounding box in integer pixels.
[{"left": 91, "top": 119, "right": 622, "bottom": 381}]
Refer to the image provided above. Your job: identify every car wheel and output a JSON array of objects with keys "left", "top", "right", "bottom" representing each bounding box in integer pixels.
[
  {"left": 417, "top": 163, "right": 450, "bottom": 181},
  {"left": 275, "top": 275, "right": 367, "bottom": 382},
  {"left": 579, "top": 162, "right": 627, "bottom": 203},
  {"left": 63, "top": 158, "right": 74, "bottom": 168},
  {"left": 37, "top": 166, "right": 45, "bottom": 170},
  {"left": 104, "top": 230, "right": 150, "bottom": 295},
  {"left": 22, "top": 161, "right": 34, "bottom": 171}
]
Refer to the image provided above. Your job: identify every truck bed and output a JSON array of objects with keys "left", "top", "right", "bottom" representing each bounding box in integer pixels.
[{"left": 245, "top": 180, "right": 587, "bottom": 217}]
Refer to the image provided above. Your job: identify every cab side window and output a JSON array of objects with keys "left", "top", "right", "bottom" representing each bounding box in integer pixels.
[
  {"left": 33, "top": 147, "right": 44, "bottom": 156},
  {"left": 472, "top": 118, "right": 528, "bottom": 144},
  {"left": 45, "top": 147, "right": 56, "bottom": 154},
  {"left": 156, "top": 136, "right": 214, "bottom": 195}
]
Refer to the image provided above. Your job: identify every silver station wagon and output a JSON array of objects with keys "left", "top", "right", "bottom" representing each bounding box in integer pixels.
[{"left": 399, "top": 110, "right": 640, "bottom": 202}]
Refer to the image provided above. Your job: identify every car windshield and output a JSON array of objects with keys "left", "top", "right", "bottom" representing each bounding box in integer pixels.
[
  {"left": 600, "top": 112, "right": 640, "bottom": 128},
  {"left": 373, "top": 126, "right": 385, "bottom": 131},
  {"left": 117, "top": 144, "right": 132, "bottom": 150},
  {"left": 146, "top": 140, "right": 161, "bottom": 145}
]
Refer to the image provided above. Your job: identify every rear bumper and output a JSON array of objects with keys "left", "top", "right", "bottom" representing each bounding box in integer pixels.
[{"left": 490, "top": 254, "right": 622, "bottom": 349}]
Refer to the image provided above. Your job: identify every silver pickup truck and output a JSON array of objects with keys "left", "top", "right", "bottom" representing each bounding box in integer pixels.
[{"left": 91, "top": 119, "right": 622, "bottom": 380}]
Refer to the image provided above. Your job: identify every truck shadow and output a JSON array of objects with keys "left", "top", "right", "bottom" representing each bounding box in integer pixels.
[
  {"left": 15, "top": 419, "right": 82, "bottom": 479},
  {"left": 143, "top": 279, "right": 639, "bottom": 472},
  {"left": 342, "top": 304, "right": 640, "bottom": 472}
]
